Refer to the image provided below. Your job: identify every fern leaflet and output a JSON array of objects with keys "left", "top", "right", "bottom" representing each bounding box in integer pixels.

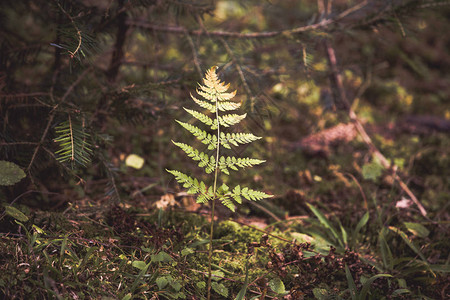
[
  {"left": 166, "top": 170, "right": 213, "bottom": 200},
  {"left": 172, "top": 141, "right": 215, "bottom": 173}
]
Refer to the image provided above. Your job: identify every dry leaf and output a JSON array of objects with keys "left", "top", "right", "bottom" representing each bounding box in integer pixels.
[{"left": 155, "top": 194, "right": 178, "bottom": 209}]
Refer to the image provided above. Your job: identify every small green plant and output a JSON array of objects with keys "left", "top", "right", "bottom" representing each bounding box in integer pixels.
[
  {"left": 167, "top": 66, "right": 272, "bottom": 299},
  {"left": 54, "top": 115, "right": 93, "bottom": 168}
]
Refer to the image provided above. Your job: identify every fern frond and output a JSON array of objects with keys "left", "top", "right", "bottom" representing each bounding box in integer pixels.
[
  {"left": 175, "top": 121, "right": 216, "bottom": 150},
  {"left": 215, "top": 183, "right": 235, "bottom": 211},
  {"left": 54, "top": 116, "right": 92, "bottom": 167},
  {"left": 166, "top": 169, "right": 213, "bottom": 200},
  {"left": 231, "top": 185, "right": 242, "bottom": 204},
  {"left": 231, "top": 185, "right": 273, "bottom": 202},
  {"left": 219, "top": 196, "right": 236, "bottom": 212},
  {"left": 196, "top": 88, "right": 217, "bottom": 102},
  {"left": 217, "top": 101, "right": 241, "bottom": 111},
  {"left": 197, "top": 83, "right": 217, "bottom": 95},
  {"left": 168, "top": 66, "right": 272, "bottom": 212},
  {"left": 218, "top": 156, "right": 265, "bottom": 175},
  {"left": 203, "top": 66, "right": 229, "bottom": 93},
  {"left": 217, "top": 90, "right": 237, "bottom": 101},
  {"left": 183, "top": 109, "right": 245, "bottom": 130},
  {"left": 184, "top": 108, "right": 214, "bottom": 127},
  {"left": 220, "top": 132, "right": 261, "bottom": 149},
  {"left": 172, "top": 141, "right": 215, "bottom": 173},
  {"left": 198, "top": 85, "right": 236, "bottom": 101},
  {"left": 191, "top": 93, "right": 216, "bottom": 112},
  {"left": 217, "top": 113, "right": 246, "bottom": 128}
]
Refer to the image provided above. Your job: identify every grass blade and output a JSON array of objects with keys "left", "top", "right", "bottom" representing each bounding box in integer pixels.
[
  {"left": 345, "top": 264, "right": 357, "bottom": 300},
  {"left": 307, "top": 203, "right": 342, "bottom": 247},
  {"left": 359, "top": 273, "right": 392, "bottom": 299},
  {"left": 234, "top": 263, "right": 249, "bottom": 300},
  {"left": 351, "top": 211, "right": 369, "bottom": 247},
  {"left": 388, "top": 226, "right": 427, "bottom": 262}
]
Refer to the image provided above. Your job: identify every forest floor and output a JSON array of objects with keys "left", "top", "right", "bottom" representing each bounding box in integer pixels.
[{"left": 1, "top": 115, "right": 449, "bottom": 299}]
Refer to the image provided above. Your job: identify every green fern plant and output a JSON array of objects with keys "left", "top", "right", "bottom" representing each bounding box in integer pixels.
[
  {"left": 167, "top": 66, "right": 272, "bottom": 299},
  {"left": 167, "top": 66, "right": 271, "bottom": 211}
]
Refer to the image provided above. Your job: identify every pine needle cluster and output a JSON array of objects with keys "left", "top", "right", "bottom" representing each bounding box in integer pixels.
[{"left": 167, "top": 66, "right": 272, "bottom": 212}]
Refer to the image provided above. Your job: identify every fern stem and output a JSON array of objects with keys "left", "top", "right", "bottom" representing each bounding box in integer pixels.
[{"left": 207, "top": 95, "right": 220, "bottom": 300}]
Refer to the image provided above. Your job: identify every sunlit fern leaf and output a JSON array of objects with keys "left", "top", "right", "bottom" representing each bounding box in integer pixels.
[
  {"left": 168, "top": 66, "right": 272, "bottom": 210},
  {"left": 54, "top": 116, "right": 92, "bottom": 168},
  {"left": 216, "top": 113, "right": 247, "bottom": 128},
  {"left": 171, "top": 141, "right": 216, "bottom": 173},
  {"left": 217, "top": 101, "right": 242, "bottom": 111},
  {"left": 184, "top": 108, "right": 214, "bottom": 127},
  {"left": 191, "top": 94, "right": 216, "bottom": 112},
  {"left": 183, "top": 109, "right": 245, "bottom": 130},
  {"left": 202, "top": 67, "right": 229, "bottom": 93},
  {"left": 218, "top": 90, "right": 237, "bottom": 101},
  {"left": 196, "top": 88, "right": 217, "bottom": 102},
  {"left": 233, "top": 186, "right": 273, "bottom": 202},
  {"left": 231, "top": 185, "right": 242, "bottom": 204},
  {"left": 166, "top": 169, "right": 213, "bottom": 200},
  {"left": 216, "top": 184, "right": 236, "bottom": 211},
  {"left": 218, "top": 157, "right": 265, "bottom": 175},
  {"left": 175, "top": 121, "right": 216, "bottom": 149},
  {"left": 220, "top": 132, "right": 261, "bottom": 149},
  {"left": 197, "top": 87, "right": 237, "bottom": 102},
  {"left": 198, "top": 80, "right": 230, "bottom": 94}
]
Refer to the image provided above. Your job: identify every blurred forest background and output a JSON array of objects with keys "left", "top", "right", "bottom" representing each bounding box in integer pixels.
[{"left": 0, "top": 0, "right": 449, "bottom": 299}]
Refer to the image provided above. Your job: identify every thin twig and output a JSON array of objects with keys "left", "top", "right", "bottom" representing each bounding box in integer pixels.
[
  {"left": 54, "top": 0, "right": 82, "bottom": 59},
  {"left": 41, "top": 146, "right": 85, "bottom": 184},
  {"left": 185, "top": 32, "right": 202, "bottom": 78},
  {"left": 0, "top": 142, "right": 39, "bottom": 146},
  {"left": 0, "top": 92, "right": 50, "bottom": 99},
  {"left": 344, "top": 172, "right": 368, "bottom": 210},
  {"left": 219, "top": 37, "right": 256, "bottom": 110},
  {"left": 324, "top": 40, "right": 427, "bottom": 217}
]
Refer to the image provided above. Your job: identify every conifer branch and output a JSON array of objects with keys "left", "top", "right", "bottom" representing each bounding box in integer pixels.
[
  {"left": 54, "top": 115, "right": 93, "bottom": 167},
  {"left": 27, "top": 68, "right": 91, "bottom": 172},
  {"left": 54, "top": 0, "right": 82, "bottom": 59}
]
